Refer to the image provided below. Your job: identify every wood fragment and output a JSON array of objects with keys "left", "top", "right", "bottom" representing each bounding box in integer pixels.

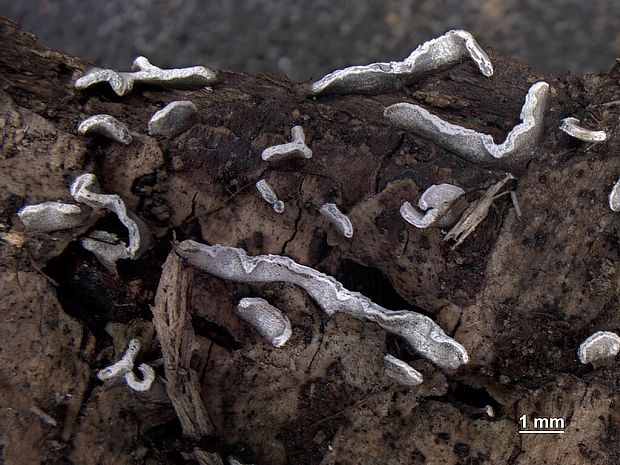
[{"left": 152, "top": 251, "right": 224, "bottom": 465}]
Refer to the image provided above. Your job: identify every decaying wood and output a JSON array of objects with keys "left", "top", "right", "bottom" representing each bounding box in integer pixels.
[{"left": 1, "top": 16, "right": 620, "bottom": 465}]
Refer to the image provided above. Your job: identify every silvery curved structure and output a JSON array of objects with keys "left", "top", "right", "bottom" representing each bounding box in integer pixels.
[
  {"left": 400, "top": 183, "right": 464, "bottom": 228},
  {"left": 75, "top": 56, "right": 216, "bottom": 96},
  {"left": 384, "top": 82, "right": 550, "bottom": 169},
  {"left": 175, "top": 240, "right": 468, "bottom": 370},
  {"left": 78, "top": 114, "right": 132, "bottom": 144},
  {"left": 311, "top": 30, "right": 493, "bottom": 95}
]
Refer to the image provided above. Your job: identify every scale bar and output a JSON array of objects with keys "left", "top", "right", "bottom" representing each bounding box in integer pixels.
[{"left": 519, "top": 430, "right": 565, "bottom": 434}]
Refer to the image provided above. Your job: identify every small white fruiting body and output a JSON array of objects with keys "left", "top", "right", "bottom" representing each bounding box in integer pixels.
[
  {"left": 261, "top": 126, "right": 312, "bottom": 162},
  {"left": 319, "top": 203, "right": 354, "bottom": 238},
  {"left": 97, "top": 339, "right": 156, "bottom": 392},
  {"left": 383, "top": 354, "right": 423, "bottom": 386},
  {"left": 235, "top": 297, "right": 292, "bottom": 347},
  {"left": 400, "top": 183, "right": 464, "bottom": 228},
  {"left": 78, "top": 114, "right": 132, "bottom": 144},
  {"left": 608, "top": 179, "right": 620, "bottom": 212},
  {"left": 255, "top": 179, "right": 285, "bottom": 213},
  {"left": 148, "top": 100, "right": 198, "bottom": 137},
  {"left": 578, "top": 331, "right": 620, "bottom": 364},
  {"left": 18, "top": 201, "right": 90, "bottom": 232},
  {"left": 559, "top": 117, "right": 606, "bottom": 142}
]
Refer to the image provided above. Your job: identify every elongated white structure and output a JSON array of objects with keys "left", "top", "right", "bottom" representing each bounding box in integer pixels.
[
  {"left": 255, "top": 179, "right": 285, "bottom": 213},
  {"left": 384, "top": 82, "right": 550, "bottom": 169},
  {"left": 319, "top": 203, "right": 354, "bottom": 238},
  {"left": 609, "top": 178, "right": 620, "bottom": 211},
  {"left": 560, "top": 117, "right": 606, "bottom": 142},
  {"left": 175, "top": 240, "right": 468, "bottom": 370},
  {"left": 261, "top": 126, "right": 312, "bottom": 162},
  {"left": 97, "top": 339, "right": 141, "bottom": 381},
  {"left": 578, "top": 331, "right": 620, "bottom": 364},
  {"left": 400, "top": 183, "right": 464, "bottom": 228},
  {"left": 97, "top": 339, "right": 156, "bottom": 392},
  {"left": 235, "top": 297, "right": 292, "bottom": 347},
  {"left": 78, "top": 114, "right": 132, "bottom": 144},
  {"left": 311, "top": 30, "right": 493, "bottom": 95},
  {"left": 18, "top": 201, "right": 90, "bottom": 232},
  {"left": 75, "top": 56, "right": 216, "bottom": 96},
  {"left": 384, "top": 354, "right": 423, "bottom": 386},
  {"left": 80, "top": 231, "right": 130, "bottom": 273},
  {"left": 148, "top": 100, "right": 198, "bottom": 137},
  {"left": 70, "top": 173, "right": 151, "bottom": 271}
]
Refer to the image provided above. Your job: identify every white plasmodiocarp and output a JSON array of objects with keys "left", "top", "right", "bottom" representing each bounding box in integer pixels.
[
  {"left": 75, "top": 56, "right": 216, "bottom": 96},
  {"left": 311, "top": 30, "right": 493, "bottom": 95},
  {"left": 148, "top": 100, "right": 198, "bottom": 137},
  {"left": 578, "top": 331, "right": 620, "bottom": 364},
  {"left": 97, "top": 339, "right": 155, "bottom": 392},
  {"left": 70, "top": 173, "right": 151, "bottom": 272},
  {"left": 255, "top": 179, "right": 285, "bottom": 213},
  {"left": 18, "top": 201, "right": 91, "bottom": 232},
  {"left": 559, "top": 117, "right": 606, "bottom": 142},
  {"left": 78, "top": 114, "right": 132, "bottom": 144},
  {"left": 175, "top": 240, "right": 469, "bottom": 370},
  {"left": 319, "top": 203, "right": 354, "bottom": 238},
  {"left": 610, "top": 179, "right": 620, "bottom": 212},
  {"left": 261, "top": 125, "right": 312, "bottom": 162},
  {"left": 400, "top": 183, "right": 465, "bottom": 228},
  {"left": 383, "top": 354, "right": 423, "bottom": 386},
  {"left": 384, "top": 82, "right": 550, "bottom": 169},
  {"left": 235, "top": 297, "right": 292, "bottom": 347}
]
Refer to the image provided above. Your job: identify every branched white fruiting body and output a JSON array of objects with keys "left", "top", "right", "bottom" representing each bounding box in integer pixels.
[
  {"left": 384, "top": 82, "right": 550, "bottom": 169},
  {"left": 559, "top": 117, "right": 606, "bottom": 142},
  {"left": 175, "top": 240, "right": 469, "bottom": 370},
  {"left": 97, "top": 339, "right": 141, "bottom": 381},
  {"left": 255, "top": 179, "right": 285, "bottom": 213},
  {"left": 311, "top": 30, "right": 493, "bottom": 95},
  {"left": 148, "top": 100, "right": 198, "bottom": 137},
  {"left": 319, "top": 203, "right": 354, "bottom": 238},
  {"left": 75, "top": 56, "right": 216, "bottom": 96},
  {"left": 70, "top": 173, "right": 151, "bottom": 272},
  {"left": 18, "top": 201, "right": 91, "bottom": 232},
  {"left": 400, "top": 183, "right": 465, "bottom": 228},
  {"left": 578, "top": 331, "right": 620, "bottom": 364},
  {"left": 78, "top": 114, "right": 132, "bottom": 144},
  {"left": 97, "top": 339, "right": 156, "bottom": 392},
  {"left": 235, "top": 297, "right": 292, "bottom": 347},
  {"left": 261, "top": 126, "right": 312, "bottom": 162},
  {"left": 609, "top": 179, "right": 620, "bottom": 212},
  {"left": 383, "top": 354, "right": 423, "bottom": 386}
]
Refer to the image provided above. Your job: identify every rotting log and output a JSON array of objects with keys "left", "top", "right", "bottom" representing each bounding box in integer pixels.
[{"left": 1, "top": 17, "right": 619, "bottom": 465}]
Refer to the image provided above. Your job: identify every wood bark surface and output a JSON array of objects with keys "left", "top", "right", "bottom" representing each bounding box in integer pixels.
[{"left": 1, "top": 17, "right": 619, "bottom": 465}]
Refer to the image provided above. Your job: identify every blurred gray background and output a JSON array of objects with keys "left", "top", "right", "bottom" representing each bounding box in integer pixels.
[{"left": 2, "top": 0, "right": 619, "bottom": 80}]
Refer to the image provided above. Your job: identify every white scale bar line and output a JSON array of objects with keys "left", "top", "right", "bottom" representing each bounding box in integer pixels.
[{"left": 519, "top": 430, "right": 565, "bottom": 434}]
